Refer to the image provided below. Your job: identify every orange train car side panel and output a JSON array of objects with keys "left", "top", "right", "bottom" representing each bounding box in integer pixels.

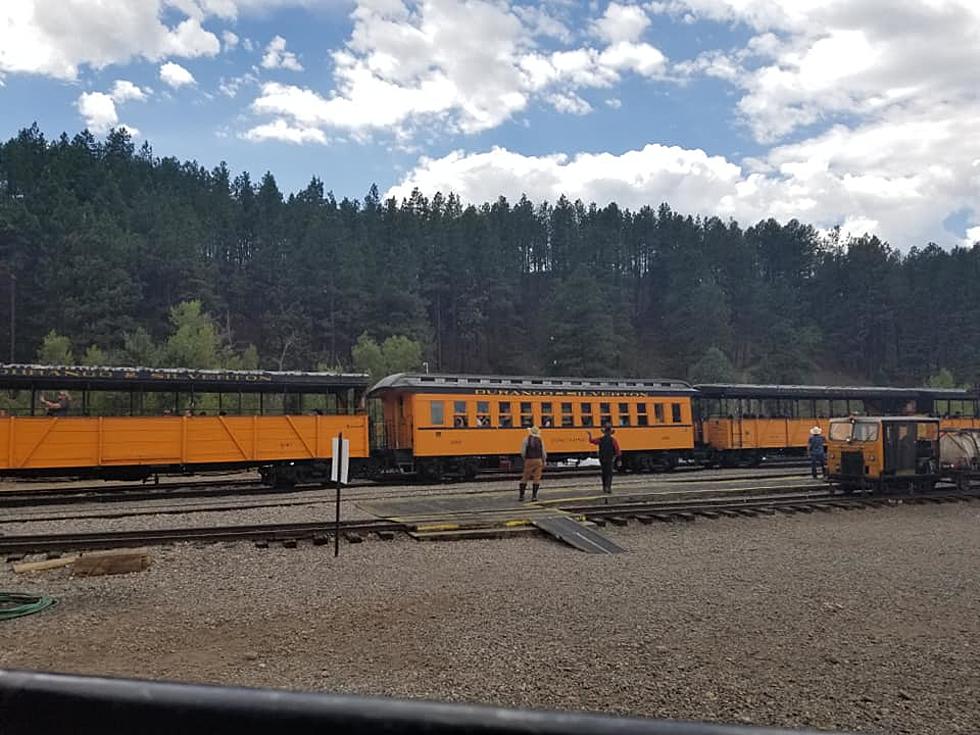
[
  {"left": 407, "top": 392, "right": 695, "bottom": 457},
  {"left": 0, "top": 415, "right": 369, "bottom": 472},
  {"left": 704, "top": 416, "right": 980, "bottom": 452},
  {"left": 703, "top": 418, "right": 832, "bottom": 451}
]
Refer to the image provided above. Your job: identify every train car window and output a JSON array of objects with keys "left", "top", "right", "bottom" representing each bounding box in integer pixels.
[
  {"left": 798, "top": 400, "right": 814, "bottom": 419},
  {"left": 949, "top": 399, "right": 971, "bottom": 417},
  {"left": 618, "top": 402, "right": 630, "bottom": 426},
  {"left": 848, "top": 400, "right": 865, "bottom": 416},
  {"left": 917, "top": 422, "right": 939, "bottom": 440},
  {"left": 815, "top": 399, "right": 831, "bottom": 418},
  {"left": 580, "top": 403, "right": 594, "bottom": 427},
  {"left": 430, "top": 401, "right": 445, "bottom": 426},
  {"left": 541, "top": 402, "right": 554, "bottom": 428},
  {"left": 453, "top": 401, "right": 468, "bottom": 428},
  {"left": 561, "top": 402, "right": 573, "bottom": 427},
  {"left": 654, "top": 403, "right": 664, "bottom": 423},
  {"left": 636, "top": 403, "right": 648, "bottom": 426},
  {"left": 782, "top": 399, "right": 796, "bottom": 418},
  {"left": 599, "top": 402, "right": 611, "bottom": 426},
  {"left": 853, "top": 422, "right": 879, "bottom": 441},
  {"left": 671, "top": 403, "right": 682, "bottom": 423},
  {"left": 831, "top": 400, "right": 849, "bottom": 416},
  {"left": 935, "top": 399, "right": 949, "bottom": 417},
  {"left": 763, "top": 399, "right": 779, "bottom": 418},
  {"left": 476, "top": 401, "right": 490, "bottom": 427},
  {"left": 499, "top": 402, "right": 513, "bottom": 428},
  {"left": 520, "top": 402, "right": 533, "bottom": 427}
]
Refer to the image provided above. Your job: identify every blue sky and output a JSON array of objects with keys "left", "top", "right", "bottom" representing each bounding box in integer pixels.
[{"left": 2, "top": 0, "right": 979, "bottom": 248}]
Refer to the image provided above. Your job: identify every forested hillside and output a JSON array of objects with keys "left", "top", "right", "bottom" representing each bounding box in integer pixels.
[{"left": 1, "top": 125, "right": 978, "bottom": 387}]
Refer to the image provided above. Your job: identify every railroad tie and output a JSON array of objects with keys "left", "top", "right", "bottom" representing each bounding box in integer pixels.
[
  {"left": 607, "top": 516, "right": 629, "bottom": 527},
  {"left": 343, "top": 532, "right": 363, "bottom": 544},
  {"left": 374, "top": 530, "right": 395, "bottom": 541},
  {"left": 633, "top": 515, "right": 654, "bottom": 524}
]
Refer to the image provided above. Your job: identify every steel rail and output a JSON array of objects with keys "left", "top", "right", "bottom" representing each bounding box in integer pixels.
[{"left": 0, "top": 518, "right": 403, "bottom": 555}]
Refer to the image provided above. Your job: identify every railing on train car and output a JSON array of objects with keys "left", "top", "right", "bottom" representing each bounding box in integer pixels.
[{"left": 0, "top": 670, "right": 849, "bottom": 735}]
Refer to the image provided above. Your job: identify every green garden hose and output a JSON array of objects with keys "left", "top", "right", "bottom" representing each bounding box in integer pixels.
[{"left": 0, "top": 592, "right": 57, "bottom": 621}]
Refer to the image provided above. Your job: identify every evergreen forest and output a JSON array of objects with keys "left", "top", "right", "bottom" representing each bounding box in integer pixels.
[{"left": 1, "top": 125, "right": 978, "bottom": 388}]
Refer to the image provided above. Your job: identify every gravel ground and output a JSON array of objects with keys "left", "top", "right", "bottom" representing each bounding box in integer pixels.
[{"left": 2, "top": 501, "right": 977, "bottom": 734}]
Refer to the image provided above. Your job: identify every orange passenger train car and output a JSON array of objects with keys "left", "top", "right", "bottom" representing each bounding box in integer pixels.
[
  {"left": 367, "top": 373, "right": 697, "bottom": 480},
  {"left": 694, "top": 383, "right": 980, "bottom": 465},
  {"left": 0, "top": 364, "right": 371, "bottom": 486}
]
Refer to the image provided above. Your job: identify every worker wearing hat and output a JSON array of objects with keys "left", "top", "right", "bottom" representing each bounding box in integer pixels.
[
  {"left": 518, "top": 425, "right": 547, "bottom": 501},
  {"left": 808, "top": 426, "right": 826, "bottom": 479}
]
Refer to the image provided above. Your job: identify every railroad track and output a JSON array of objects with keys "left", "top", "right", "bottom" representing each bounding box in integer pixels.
[
  {"left": 0, "top": 473, "right": 818, "bottom": 526},
  {"left": 0, "top": 518, "right": 403, "bottom": 555},
  {"left": 564, "top": 487, "right": 979, "bottom": 525},
  {"left": 2, "top": 486, "right": 974, "bottom": 557},
  {"left": 0, "top": 466, "right": 810, "bottom": 512}
]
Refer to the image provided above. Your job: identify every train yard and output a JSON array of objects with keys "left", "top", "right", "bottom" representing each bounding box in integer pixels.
[
  {"left": 1, "top": 470, "right": 977, "bottom": 735},
  {"left": 2, "top": 366, "right": 978, "bottom": 734}
]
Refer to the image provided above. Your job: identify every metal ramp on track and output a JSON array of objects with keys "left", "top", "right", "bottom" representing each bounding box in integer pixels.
[
  {"left": 359, "top": 492, "right": 626, "bottom": 552},
  {"left": 532, "top": 516, "right": 625, "bottom": 554}
]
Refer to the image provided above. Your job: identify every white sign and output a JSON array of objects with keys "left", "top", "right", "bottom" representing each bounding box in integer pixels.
[{"left": 330, "top": 437, "right": 350, "bottom": 484}]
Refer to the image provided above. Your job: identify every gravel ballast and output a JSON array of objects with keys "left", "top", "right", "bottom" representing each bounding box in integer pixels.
[{"left": 1, "top": 501, "right": 977, "bottom": 735}]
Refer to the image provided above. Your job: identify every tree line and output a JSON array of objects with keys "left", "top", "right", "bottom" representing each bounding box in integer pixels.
[{"left": 1, "top": 124, "right": 978, "bottom": 389}]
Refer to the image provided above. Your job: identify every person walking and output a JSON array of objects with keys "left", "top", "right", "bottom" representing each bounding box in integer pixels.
[
  {"left": 518, "top": 425, "right": 546, "bottom": 501},
  {"left": 588, "top": 422, "right": 622, "bottom": 494},
  {"left": 808, "top": 426, "right": 826, "bottom": 479}
]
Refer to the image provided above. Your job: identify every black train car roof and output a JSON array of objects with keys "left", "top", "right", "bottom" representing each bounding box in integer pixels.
[
  {"left": 694, "top": 383, "right": 976, "bottom": 400},
  {"left": 369, "top": 373, "right": 696, "bottom": 396},
  {"left": 0, "top": 364, "right": 370, "bottom": 394}
]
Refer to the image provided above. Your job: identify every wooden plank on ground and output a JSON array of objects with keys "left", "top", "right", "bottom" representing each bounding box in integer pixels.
[
  {"left": 73, "top": 549, "right": 151, "bottom": 577},
  {"left": 13, "top": 555, "right": 79, "bottom": 574}
]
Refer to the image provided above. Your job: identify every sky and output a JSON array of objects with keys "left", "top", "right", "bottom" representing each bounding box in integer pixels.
[{"left": 1, "top": 0, "right": 979, "bottom": 250}]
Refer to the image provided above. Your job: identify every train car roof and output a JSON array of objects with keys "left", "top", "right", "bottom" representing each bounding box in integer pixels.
[
  {"left": 0, "top": 364, "right": 370, "bottom": 393},
  {"left": 694, "top": 383, "right": 975, "bottom": 400},
  {"left": 368, "top": 373, "right": 695, "bottom": 396}
]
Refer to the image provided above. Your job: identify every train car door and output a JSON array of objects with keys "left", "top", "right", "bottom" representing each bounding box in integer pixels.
[{"left": 883, "top": 421, "right": 916, "bottom": 474}]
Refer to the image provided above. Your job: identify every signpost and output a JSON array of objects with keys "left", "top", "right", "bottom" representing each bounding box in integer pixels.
[{"left": 330, "top": 433, "right": 350, "bottom": 557}]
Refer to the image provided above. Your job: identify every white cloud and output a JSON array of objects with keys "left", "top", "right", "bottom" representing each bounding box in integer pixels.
[
  {"left": 219, "top": 71, "right": 258, "bottom": 97},
  {"left": 547, "top": 92, "right": 592, "bottom": 115},
  {"left": 110, "top": 79, "right": 149, "bottom": 102},
  {"left": 245, "top": 0, "right": 669, "bottom": 141},
  {"left": 261, "top": 34, "right": 303, "bottom": 71},
  {"left": 656, "top": 1, "right": 980, "bottom": 144},
  {"left": 242, "top": 118, "right": 327, "bottom": 144},
  {"left": 76, "top": 92, "right": 119, "bottom": 134},
  {"left": 593, "top": 2, "right": 651, "bottom": 44},
  {"left": 160, "top": 61, "right": 197, "bottom": 87},
  {"left": 222, "top": 30, "right": 240, "bottom": 50},
  {"left": 0, "top": 0, "right": 220, "bottom": 80},
  {"left": 386, "top": 93, "right": 980, "bottom": 248}
]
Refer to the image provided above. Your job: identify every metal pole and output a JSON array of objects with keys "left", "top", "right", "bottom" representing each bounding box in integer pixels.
[
  {"left": 9, "top": 272, "right": 15, "bottom": 363},
  {"left": 334, "top": 431, "right": 342, "bottom": 558}
]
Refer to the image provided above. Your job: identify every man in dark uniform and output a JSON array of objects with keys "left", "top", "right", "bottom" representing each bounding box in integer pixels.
[
  {"left": 40, "top": 390, "right": 71, "bottom": 416},
  {"left": 587, "top": 422, "right": 622, "bottom": 494}
]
